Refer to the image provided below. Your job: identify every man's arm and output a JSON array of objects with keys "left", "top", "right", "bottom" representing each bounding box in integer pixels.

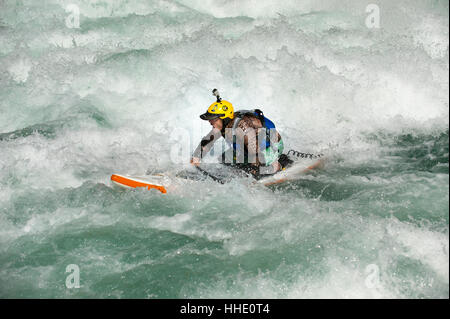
[{"left": 192, "top": 128, "right": 222, "bottom": 162}]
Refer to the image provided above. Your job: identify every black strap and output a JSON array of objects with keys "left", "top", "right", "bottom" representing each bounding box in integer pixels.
[{"left": 253, "top": 109, "right": 266, "bottom": 127}]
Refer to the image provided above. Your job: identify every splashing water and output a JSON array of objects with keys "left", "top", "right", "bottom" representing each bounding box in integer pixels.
[{"left": 0, "top": 0, "right": 448, "bottom": 298}]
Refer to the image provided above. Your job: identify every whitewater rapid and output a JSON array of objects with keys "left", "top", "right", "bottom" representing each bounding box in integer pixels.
[{"left": 0, "top": 0, "right": 448, "bottom": 298}]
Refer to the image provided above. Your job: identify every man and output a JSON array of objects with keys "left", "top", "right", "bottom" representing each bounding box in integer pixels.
[{"left": 191, "top": 90, "right": 289, "bottom": 179}]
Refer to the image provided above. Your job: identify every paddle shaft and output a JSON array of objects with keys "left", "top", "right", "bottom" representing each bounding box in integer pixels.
[{"left": 195, "top": 166, "right": 226, "bottom": 184}]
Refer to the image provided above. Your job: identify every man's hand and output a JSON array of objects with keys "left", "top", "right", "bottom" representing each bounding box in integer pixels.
[{"left": 190, "top": 157, "right": 201, "bottom": 166}]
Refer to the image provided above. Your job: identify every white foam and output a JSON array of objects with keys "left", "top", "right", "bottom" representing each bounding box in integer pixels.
[
  {"left": 387, "top": 220, "right": 449, "bottom": 283},
  {"left": 7, "top": 58, "right": 32, "bottom": 83},
  {"left": 0, "top": 0, "right": 448, "bottom": 299}
]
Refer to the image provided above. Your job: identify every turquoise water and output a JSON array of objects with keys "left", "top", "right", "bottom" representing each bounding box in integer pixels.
[{"left": 0, "top": 0, "right": 448, "bottom": 298}]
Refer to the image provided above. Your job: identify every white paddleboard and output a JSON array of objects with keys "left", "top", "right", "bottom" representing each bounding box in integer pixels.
[
  {"left": 258, "top": 157, "right": 325, "bottom": 186},
  {"left": 111, "top": 158, "right": 324, "bottom": 193}
]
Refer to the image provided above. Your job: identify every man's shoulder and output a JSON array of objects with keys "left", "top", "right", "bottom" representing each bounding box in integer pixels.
[
  {"left": 240, "top": 114, "right": 262, "bottom": 128},
  {"left": 224, "top": 113, "right": 262, "bottom": 130}
]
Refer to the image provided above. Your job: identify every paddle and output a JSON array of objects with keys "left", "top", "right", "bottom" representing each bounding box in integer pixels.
[
  {"left": 195, "top": 165, "right": 226, "bottom": 184},
  {"left": 195, "top": 165, "right": 225, "bottom": 184}
]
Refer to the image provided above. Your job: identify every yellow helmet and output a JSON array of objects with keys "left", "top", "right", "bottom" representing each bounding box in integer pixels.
[
  {"left": 200, "top": 100, "right": 234, "bottom": 120},
  {"left": 200, "top": 89, "right": 234, "bottom": 120}
]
